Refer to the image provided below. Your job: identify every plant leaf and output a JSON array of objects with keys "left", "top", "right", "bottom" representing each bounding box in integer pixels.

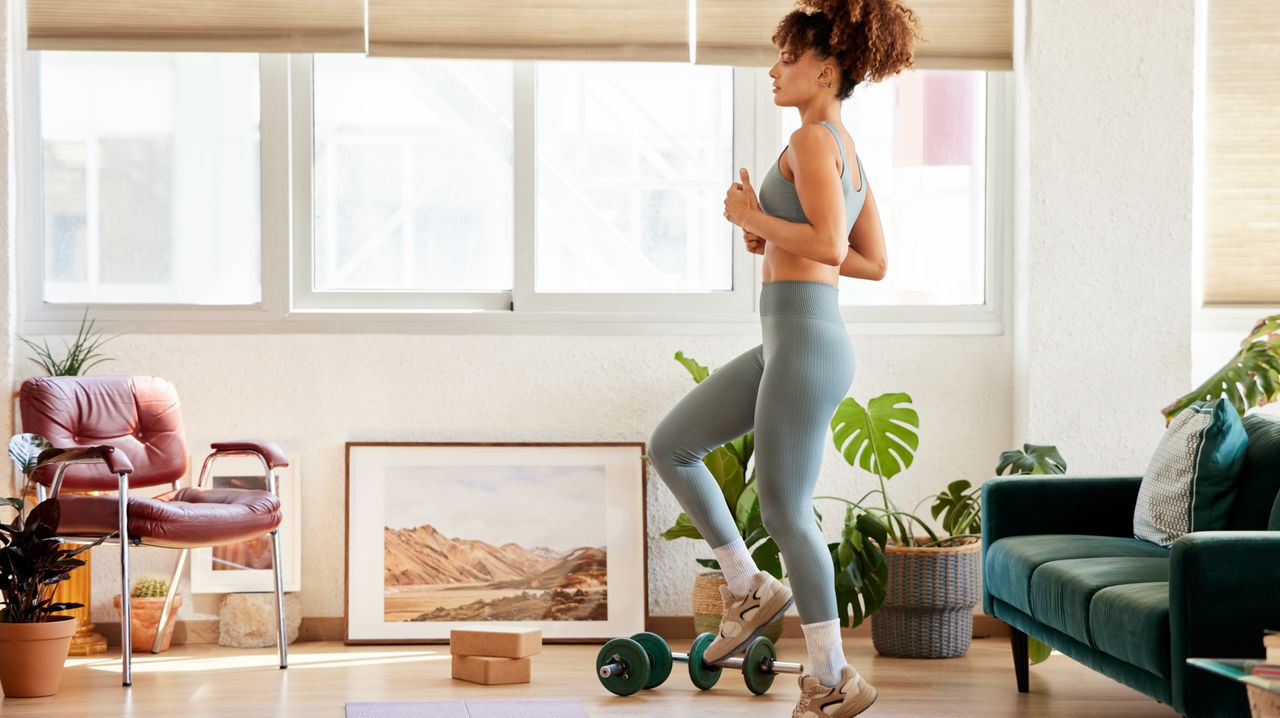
[{"left": 830, "top": 393, "right": 919, "bottom": 481}]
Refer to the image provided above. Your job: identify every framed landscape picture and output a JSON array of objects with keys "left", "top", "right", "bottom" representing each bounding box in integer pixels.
[
  {"left": 345, "top": 442, "right": 647, "bottom": 643},
  {"left": 191, "top": 453, "right": 302, "bottom": 593}
]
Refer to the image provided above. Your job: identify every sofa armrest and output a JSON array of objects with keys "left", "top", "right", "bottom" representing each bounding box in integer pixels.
[
  {"left": 1170, "top": 530, "right": 1280, "bottom": 716},
  {"left": 981, "top": 475, "right": 1143, "bottom": 547}
]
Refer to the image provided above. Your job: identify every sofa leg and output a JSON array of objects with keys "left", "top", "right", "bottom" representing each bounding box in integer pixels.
[{"left": 1011, "top": 627, "right": 1030, "bottom": 693}]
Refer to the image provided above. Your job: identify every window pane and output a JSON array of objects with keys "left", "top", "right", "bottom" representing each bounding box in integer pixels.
[
  {"left": 40, "top": 52, "right": 261, "bottom": 304},
  {"left": 535, "top": 62, "right": 734, "bottom": 292},
  {"left": 313, "top": 56, "right": 514, "bottom": 292},
  {"left": 780, "top": 71, "right": 986, "bottom": 306}
]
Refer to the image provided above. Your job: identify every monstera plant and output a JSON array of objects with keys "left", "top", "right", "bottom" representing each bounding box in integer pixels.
[{"left": 1163, "top": 313, "right": 1280, "bottom": 423}]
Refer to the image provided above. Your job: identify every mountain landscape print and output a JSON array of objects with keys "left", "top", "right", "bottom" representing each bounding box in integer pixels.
[{"left": 382, "top": 464, "right": 608, "bottom": 622}]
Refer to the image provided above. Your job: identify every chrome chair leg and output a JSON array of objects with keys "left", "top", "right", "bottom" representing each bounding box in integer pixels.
[
  {"left": 271, "top": 527, "right": 288, "bottom": 669},
  {"left": 117, "top": 471, "right": 132, "bottom": 687},
  {"left": 152, "top": 548, "right": 188, "bottom": 654}
]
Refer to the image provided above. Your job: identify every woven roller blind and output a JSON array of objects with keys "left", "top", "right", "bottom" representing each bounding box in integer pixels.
[
  {"left": 25, "top": 0, "right": 365, "bottom": 53},
  {"left": 1204, "top": 0, "right": 1280, "bottom": 306},
  {"left": 695, "top": 0, "right": 1012, "bottom": 70},
  {"left": 367, "top": 0, "right": 688, "bottom": 62}
]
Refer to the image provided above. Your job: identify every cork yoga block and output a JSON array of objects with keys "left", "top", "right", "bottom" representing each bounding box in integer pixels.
[
  {"left": 451, "top": 655, "right": 532, "bottom": 685},
  {"left": 449, "top": 627, "right": 542, "bottom": 659}
]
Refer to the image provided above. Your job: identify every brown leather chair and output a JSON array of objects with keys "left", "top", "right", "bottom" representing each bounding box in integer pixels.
[{"left": 15, "top": 375, "right": 289, "bottom": 687}]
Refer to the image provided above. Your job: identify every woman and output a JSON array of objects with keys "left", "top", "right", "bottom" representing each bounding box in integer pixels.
[{"left": 648, "top": 2, "right": 918, "bottom": 716}]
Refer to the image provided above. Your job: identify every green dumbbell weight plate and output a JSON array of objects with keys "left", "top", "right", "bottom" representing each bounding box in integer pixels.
[
  {"left": 687, "top": 632, "right": 723, "bottom": 691},
  {"left": 629, "top": 632, "right": 673, "bottom": 689},
  {"left": 742, "top": 636, "right": 777, "bottom": 695},
  {"left": 596, "top": 637, "right": 650, "bottom": 697}
]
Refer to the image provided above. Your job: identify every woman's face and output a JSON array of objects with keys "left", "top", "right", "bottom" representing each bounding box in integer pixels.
[{"left": 768, "top": 44, "right": 836, "bottom": 106}]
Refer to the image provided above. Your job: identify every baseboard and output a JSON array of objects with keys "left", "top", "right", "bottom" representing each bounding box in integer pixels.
[
  {"left": 645, "top": 614, "right": 1007, "bottom": 640},
  {"left": 98, "top": 614, "right": 1009, "bottom": 645}
]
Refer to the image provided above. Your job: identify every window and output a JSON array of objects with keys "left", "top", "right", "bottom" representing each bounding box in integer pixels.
[
  {"left": 533, "top": 62, "right": 733, "bottom": 293},
  {"left": 779, "top": 70, "right": 988, "bottom": 307},
  {"left": 24, "top": 48, "right": 1005, "bottom": 331},
  {"left": 312, "top": 55, "right": 514, "bottom": 293},
  {"left": 37, "top": 52, "right": 261, "bottom": 305}
]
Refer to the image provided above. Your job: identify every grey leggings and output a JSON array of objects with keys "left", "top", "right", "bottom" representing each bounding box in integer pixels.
[{"left": 649, "top": 280, "right": 855, "bottom": 624}]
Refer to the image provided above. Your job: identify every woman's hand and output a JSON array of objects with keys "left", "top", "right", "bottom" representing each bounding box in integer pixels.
[
  {"left": 724, "top": 168, "right": 761, "bottom": 229},
  {"left": 744, "top": 231, "right": 765, "bottom": 255}
]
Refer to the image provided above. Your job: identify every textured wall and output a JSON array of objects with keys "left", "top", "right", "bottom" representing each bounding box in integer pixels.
[
  {"left": 4, "top": 332, "right": 1010, "bottom": 621},
  {"left": 1012, "top": 0, "right": 1197, "bottom": 465}
]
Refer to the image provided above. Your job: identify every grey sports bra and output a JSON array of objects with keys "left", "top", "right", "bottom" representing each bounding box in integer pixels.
[{"left": 757, "top": 120, "right": 866, "bottom": 235}]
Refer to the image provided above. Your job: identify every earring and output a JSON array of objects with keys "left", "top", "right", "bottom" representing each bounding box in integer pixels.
[{"left": 821, "top": 81, "right": 832, "bottom": 88}]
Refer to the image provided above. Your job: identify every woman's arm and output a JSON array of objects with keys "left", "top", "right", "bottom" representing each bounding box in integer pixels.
[
  {"left": 838, "top": 183, "right": 887, "bottom": 280},
  {"left": 738, "top": 126, "right": 848, "bottom": 266}
]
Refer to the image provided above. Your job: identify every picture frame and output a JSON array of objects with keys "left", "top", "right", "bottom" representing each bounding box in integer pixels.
[
  {"left": 191, "top": 452, "right": 302, "bottom": 593},
  {"left": 344, "top": 442, "right": 647, "bottom": 643}
]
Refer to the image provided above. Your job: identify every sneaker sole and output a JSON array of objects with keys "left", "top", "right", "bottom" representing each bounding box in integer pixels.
[{"left": 703, "top": 594, "right": 795, "bottom": 664}]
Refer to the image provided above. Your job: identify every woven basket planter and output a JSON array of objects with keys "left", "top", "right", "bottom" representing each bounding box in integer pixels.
[
  {"left": 691, "top": 571, "right": 784, "bottom": 643},
  {"left": 871, "top": 536, "right": 982, "bottom": 658}
]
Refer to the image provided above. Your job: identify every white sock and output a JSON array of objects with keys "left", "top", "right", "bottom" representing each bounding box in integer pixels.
[
  {"left": 712, "top": 538, "right": 760, "bottom": 597},
  {"left": 801, "top": 618, "right": 848, "bottom": 688}
]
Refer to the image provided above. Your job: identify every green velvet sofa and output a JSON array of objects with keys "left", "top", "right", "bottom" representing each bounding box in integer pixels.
[{"left": 981, "top": 413, "right": 1280, "bottom": 718}]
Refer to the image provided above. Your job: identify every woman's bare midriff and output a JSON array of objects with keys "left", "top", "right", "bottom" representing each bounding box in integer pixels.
[{"left": 760, "top": 131, "right": 852, "bottom": 288}]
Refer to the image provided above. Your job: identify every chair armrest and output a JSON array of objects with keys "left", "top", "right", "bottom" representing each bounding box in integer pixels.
[
  {"left": 981, "top": 475, "right": 1143, "bottom": 546},
  {"left": 1169, "top": 530, "right": 1280, "bottom": 716},
  {"left": 209, "top": 441, "right": 289, "bottom": 469},
  {"left": 36, "top": 445, "right": 134, "bottom": 476}
]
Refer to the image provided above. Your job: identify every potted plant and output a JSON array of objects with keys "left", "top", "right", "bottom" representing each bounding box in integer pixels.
[
  {"left": 113, "top": 577, "right": 180, "bottom": 653},
  {"left": 1162, "top": 313, "right": 1279, "bottom": 423},
  {"left": 657, "top": 351, "right": 787, "bottom": 642},
  {"left": 813, "top": 392, "right": 984, "bottom": 658},
  {"left": 0, "top": 434, "right": 109, "bottom": 697}
]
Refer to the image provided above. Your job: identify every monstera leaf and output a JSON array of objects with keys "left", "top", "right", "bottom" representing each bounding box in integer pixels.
[
  {"left": 1162, "top": 314, "right": 1280, "bottom": 423},
  {"left": 996, "top": 444, "right": 1067, "bottom": 476},
  {"left": 830, "top": 393, "right": 920, "bottom": 481},
  {"left": 831, "top": 509, "right": 889, "bottom": 628}
]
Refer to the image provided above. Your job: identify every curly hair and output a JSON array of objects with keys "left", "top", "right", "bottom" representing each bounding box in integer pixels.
[{"left": 771, "top": 0, "right": 922, "bottom": 101}]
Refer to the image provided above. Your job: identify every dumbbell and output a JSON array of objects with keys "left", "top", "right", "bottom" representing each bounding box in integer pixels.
[{"left": 596, "top": 631, "right": 804, "bottom": 697}]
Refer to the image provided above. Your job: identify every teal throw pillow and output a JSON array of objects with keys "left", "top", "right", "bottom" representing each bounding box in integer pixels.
[{"left": 1134, "top": 397, "right": 1249, "bottom": 546}]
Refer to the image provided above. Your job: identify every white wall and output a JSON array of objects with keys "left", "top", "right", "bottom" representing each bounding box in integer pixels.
[
  {"left": 0, "top": 0, "right": 1211, "bottom": 627},
  {"left": 1012, "top": 0, "right": 1197, "bottom": 466}
]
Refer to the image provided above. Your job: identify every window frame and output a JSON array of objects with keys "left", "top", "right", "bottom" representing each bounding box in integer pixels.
[{"left": 15, "top": 22, "right": 1011, "bottom": 336}]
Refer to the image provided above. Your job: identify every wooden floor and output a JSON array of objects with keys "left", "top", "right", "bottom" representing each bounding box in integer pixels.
[{"left": 4, "top": 636, "right": 1180, "bottom": 717}]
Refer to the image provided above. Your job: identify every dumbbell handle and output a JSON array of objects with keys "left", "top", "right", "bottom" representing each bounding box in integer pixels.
[{"left": 672, "top": 651, "right": 804, "bottom": 675}]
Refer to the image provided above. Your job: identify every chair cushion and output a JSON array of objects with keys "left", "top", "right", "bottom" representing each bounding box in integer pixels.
[
  {"left": 1028, "top": 557, "right": 1168, "bottom": 646},
  {"left": 1090, "top": 582, "right": 1171, "bottom": 677},
  {"left": 1134, "top": 397, "right": 1249, "bottom": 546},
  {"left": 57, "top": 488, "right": 281, "bottom": 549},
  {"left": 985, "top": 534, "right": 1169, "bottom": 616}
]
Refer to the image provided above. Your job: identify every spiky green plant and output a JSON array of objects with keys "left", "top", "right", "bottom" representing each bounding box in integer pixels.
[
  {"left": 18, "top": 307, "right": 119, "bottom": 376},
  {"left": 131, "top": 577, "right": 170, "bottom": 598}
]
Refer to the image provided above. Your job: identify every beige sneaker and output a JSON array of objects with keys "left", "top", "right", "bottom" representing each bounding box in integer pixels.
[
  {"left": 792, "top": 664, "right": 878, "bottom": 718},
  {"left": 702, "top": 571, "right": 794, "bottom": 664}
]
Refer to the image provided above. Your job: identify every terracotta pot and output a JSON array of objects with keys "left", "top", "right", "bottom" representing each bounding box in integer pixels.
[
  {"left": 0, "top": 615, "right": 77, "bottom": 697},
  {"left": 113, "top": 594, "right": 182, "bottom": 652}
]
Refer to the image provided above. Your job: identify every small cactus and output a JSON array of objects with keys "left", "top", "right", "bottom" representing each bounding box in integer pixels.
[{"left": 131, "top": 576, "right": 170, "bottom": 598}]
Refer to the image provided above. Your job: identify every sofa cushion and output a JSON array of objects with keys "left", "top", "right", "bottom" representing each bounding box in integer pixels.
[
  {"left": 985, "top": 535, "right": 1170, "bottom": 616},
  {"left": 1134, "top": 397, "right": 1249, "bottom": 546},
  {"left": 1090, "top": 582, "right": 1171, "bottom": 678},
  {"left": 1028, "top": 557, "right": 1168, "bottom": 646},
  {"left": 1228, "top": 413, "right": 1280, "bottom": 530}
]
